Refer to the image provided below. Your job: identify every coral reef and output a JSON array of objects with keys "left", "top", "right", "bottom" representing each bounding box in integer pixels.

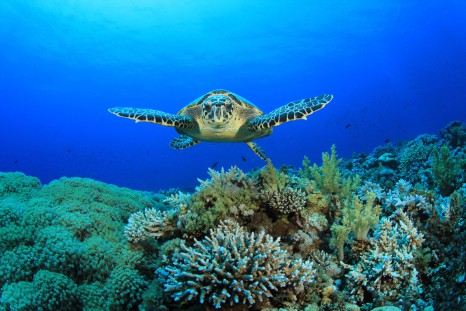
[{"left": 1, "top": 121, "right": 465, "bottom": 310}]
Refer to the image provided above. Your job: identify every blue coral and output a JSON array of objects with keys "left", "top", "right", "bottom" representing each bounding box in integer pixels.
[{"left": 157, "top": 221, "right": 315, "bottom": 309}]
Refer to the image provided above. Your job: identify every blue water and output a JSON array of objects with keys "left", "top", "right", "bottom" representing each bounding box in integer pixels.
[{"left": 1, "top": 0, "right": 465, "bottom": 191}]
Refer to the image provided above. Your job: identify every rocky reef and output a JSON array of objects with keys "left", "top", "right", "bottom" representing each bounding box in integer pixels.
[{"left": 0, "top": 121, "right": 465, "bottom": 310}]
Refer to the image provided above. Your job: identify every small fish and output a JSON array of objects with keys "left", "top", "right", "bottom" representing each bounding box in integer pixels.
[
  {"left": 345, "top": 123, "right": 351, "bottom": 129},
  {"left": 13, "top": 160, "right": 18, "bottom": 164},
  {"left": 385, "top": 138, "right": 391, "bottom": 143},
  {"left": 241, "top": 156, "right": 247, "bottom": 162},
  {"left": 210, "top": 162, "right": 218, "bottom": 169}
]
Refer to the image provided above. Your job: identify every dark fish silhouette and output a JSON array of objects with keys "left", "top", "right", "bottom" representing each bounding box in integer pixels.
[
  {"left": 345, "top": 123, "right": 351, "bottom": 128},
  {"left": 241, "top": 156, "right": 247, "bottom": 162},
  {"left": 210, "top": 162, "right": 218, "bottom": 169}
]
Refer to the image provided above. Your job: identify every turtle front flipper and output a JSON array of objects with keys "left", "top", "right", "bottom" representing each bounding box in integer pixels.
[
  {"left": 108, "top": 107, "right": 195, "bottom": 129},
  {"left": 246, "top": 142, "right": 269, "bottom": 161},
  {"left": 247, "top": 94, "right": 333, "bottom": 132},
  {"left": 169, "top": 135, "right": 200, "bottom": 149}
]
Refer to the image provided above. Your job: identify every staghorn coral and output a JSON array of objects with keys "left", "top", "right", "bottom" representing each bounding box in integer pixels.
[
  {"left": 292, "top": 213, "right": 328, "bottom": 253},
  {"left": 157, "top": 221, "right": 316, "bottom": 309},
  {"left": 383, "top": 179, "right": 432, "bottom": 218}
]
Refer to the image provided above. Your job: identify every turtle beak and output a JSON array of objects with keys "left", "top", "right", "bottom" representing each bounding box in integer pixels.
[{"left": 212, "top": 105, "right": 226, "bottom": 123}]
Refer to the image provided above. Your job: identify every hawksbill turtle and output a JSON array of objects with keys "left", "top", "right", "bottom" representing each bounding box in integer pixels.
[{"left": 108, "top": 89, "right": 333, "bottom": 161}]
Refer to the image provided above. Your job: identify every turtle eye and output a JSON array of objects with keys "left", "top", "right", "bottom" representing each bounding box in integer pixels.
[
  {"left": 225, "top": 100, "right": 232, "bottom": 108},
  {"left": 204, "top": 100, "right": 212, "bottom": 111}
]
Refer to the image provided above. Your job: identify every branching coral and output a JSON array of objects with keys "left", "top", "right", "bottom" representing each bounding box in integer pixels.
[
  {"left": 179, "top": 166, "right": 260, "bottom": 234},
  {"left": 399, "top": 134, "right": 437, "bottom": 185},
  {"left": 124, "top": 207, "right": 178, "bottom": 242},
  {"left": 157, "top": 221, "right": 316, "bottom": 309},
  {"left": 263, "top": 186, "right": 307, "bottom": 214},
  {"left": 345, "top": 212, "right": 425, "bottom": 309}
]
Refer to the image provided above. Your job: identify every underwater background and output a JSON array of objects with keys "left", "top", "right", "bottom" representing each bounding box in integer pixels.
[
  {"left": 1, "top": 1, "right": 466, "bottom": 310},
  {"left": 1, "top": 0, "right": 465, "bottom": 191}
]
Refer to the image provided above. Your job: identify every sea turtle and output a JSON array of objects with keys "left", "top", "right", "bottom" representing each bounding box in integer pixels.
[{"left": 108, "top": 89, "right": 333, "bottom": 161}]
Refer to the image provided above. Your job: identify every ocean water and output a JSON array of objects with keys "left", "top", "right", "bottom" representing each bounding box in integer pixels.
[
  {"left": 1, "top": 0, "right": 465, "bottom": 191},
  {"left": 1, "top": 2, "right": 466, "bottom": 310}
]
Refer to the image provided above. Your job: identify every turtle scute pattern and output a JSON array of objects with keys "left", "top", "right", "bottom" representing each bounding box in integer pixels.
[
  {"left": 169, "top": 135, "right": 199, "bottom": 149},
  {"left": 108, "top": 107, "right": 194, "bottom": 129},
  {"left": 248, "top": 94, "right": 333, "bottom": 132}
]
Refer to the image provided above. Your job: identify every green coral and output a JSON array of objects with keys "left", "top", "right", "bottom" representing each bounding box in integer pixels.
[
  {"left": 0, "top": 245, "right": 39, "bottom": 286},
  {"left": 301, "top": 145, "right": 342, "bottom": 195},
  {"left": 329, "top": 224, "right": 351, "bottom": 262},
  {"left": 32, "top": 270, "right": 78, "bottom": 310},
  {"left": 0, "top": 173, "right": 156, "bottom": 310},
  {"left": 36, "top": 226, "right": 82, "bottom": 276},
  {"left": 330, "top": 192, "right": 380, "bottom": 261},
  {"left": 178, "top": 166, "right": 260, "bottom": 234},
  {"left": 0, "top": 172, "right": 41, "bottom": 201},
  {"left": 1, "top": 281, "right": 35, "bottom": 310},
  {"left": 301, "top": 145, "right": 360, "bottom": 205},
  {"left": 432, "top": 145, "right": 462, "bottom": 196},
  {"left": 105, "top": 266, "right": 148, "bottom": 310},
  {"left": 259, "top": 160, "right": 288, "bottom": 192},
  {"left": 345, "top": 192, "right": 381, "bottom": 240},
  {"left": 1, "top": 270, "right": 78, "bottom": 311}
]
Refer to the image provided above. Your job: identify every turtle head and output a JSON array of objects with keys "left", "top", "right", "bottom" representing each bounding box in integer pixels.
[{"left": 201, "top": 94, "right": 234, "bottom": 127}]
